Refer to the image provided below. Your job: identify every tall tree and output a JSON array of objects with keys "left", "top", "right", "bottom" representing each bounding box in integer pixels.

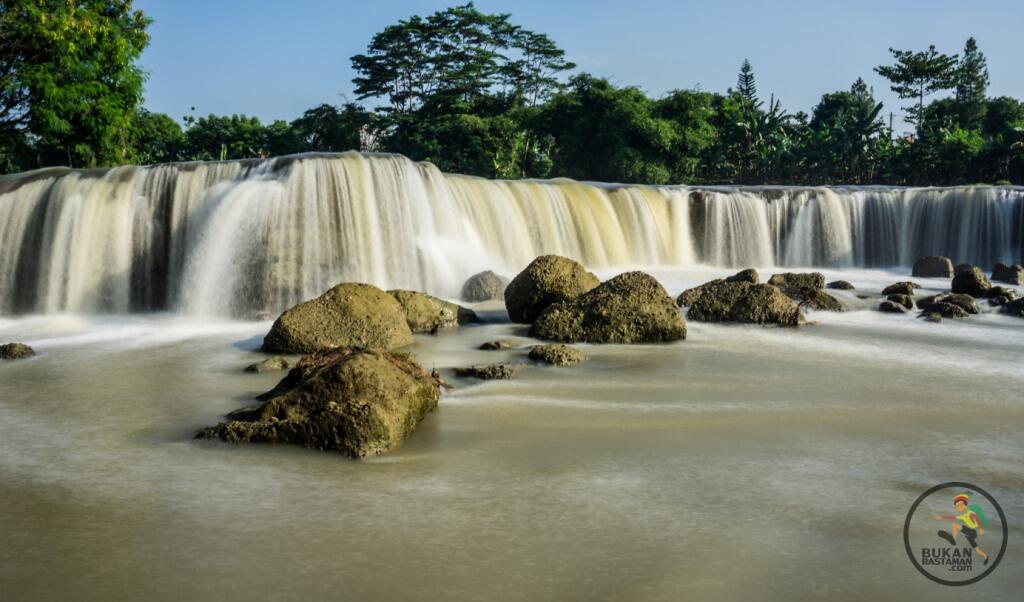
[
  {"left": 874, "top": 45, "right": 958, "bottom": 127},
  {"left": 955, "top": 37, "right": 989, "bottom": 130},
  {"left": 736, "top": 59, "right": 757, "bottom": 103},
  {"left": 0, "top": 0, "right": 150, "bottom": 167}
]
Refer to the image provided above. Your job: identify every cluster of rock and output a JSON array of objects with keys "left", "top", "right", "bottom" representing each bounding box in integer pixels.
[
  {"left": 880, "top": 256, "right": 1023, "bottom": 322},
  {"left": 205, "top": 252, "right": 1022, "bottom": 460},
  {"left": 676, "top": 268, "right": 846, "bottom": 326}
]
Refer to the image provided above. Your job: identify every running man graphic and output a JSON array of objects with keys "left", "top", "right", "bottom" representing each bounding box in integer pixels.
[{"left": 934, "top": 493, "right": 990, "bottom": 565}]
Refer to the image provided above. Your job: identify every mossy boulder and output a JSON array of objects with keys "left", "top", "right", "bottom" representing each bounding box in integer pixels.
[
  {"left": 881, "top": 281, "right": 921, "bottom": 296},
  {"left": 530, "top": 271, "right": 686, "bottom": 343},
  {"left": 245, "top": 356, "right": 292, "bottom": 373},
  {"left": 388, "top": 289, "right": 478, "bottom": 333},
  {"left": 504, "top": 255, "right": 599, "bottom": 323},
  {"left": 677, "top": 270, "right": 758, "bottom": 306},
  {"left": 767, "top": 272, "right": 844, "bottom": 311},
  {"left": 920, "top": 302, "right": 969, "bottom": 319},
  {"left": 263, "top": 283, "right": 413, "bottom": 353},
  {"left": 767, "top": 272, "right": 825, "bottom": 291},
  {"left": 919, "top": 293, "right": 981, "bottom": 315},
  {"left": 827, "top": 280, "right": 855, "bottom": 290},
  {"left": 951, "top": 267, "right": 991, "bottom": 297},
  {"left": 912, "top": 256, "right": 954, "bottom": 278},
  {"left": 878, "top": 300, "right": 910, "bottom": 313},
  {"left": 991, "top": 263, "right": 1024, "bottom": 285},
  {"left": 686, "top": 280, "right": 803, "bottom": 326},
  {"left": 984, "top": 286, "right": 1018, "bottom": 307},
  {"left": 725, "top": 268, "right": 759, "bottom": 284},
  {"left": 460, "top": 270, "right": 509, "bottom": 302},
  {"left": 197, "top": 347, "right": 441, "bottom": 458},
  {"left": 528, "top": 344, "right": 586, "bottom": 366},
  {"left": 454, "top": 364, "right": 518, "bottom": 380},
  {"left": 886, "top": 294, "right": 915, "bottom": 309},
  {"left": 0, "top": 342, "right": 35, "bottom": 360}
]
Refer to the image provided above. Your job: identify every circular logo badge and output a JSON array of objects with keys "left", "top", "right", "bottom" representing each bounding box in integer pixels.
[{"left": 904, "top": 482, "right": 1008, "bottom": 585}]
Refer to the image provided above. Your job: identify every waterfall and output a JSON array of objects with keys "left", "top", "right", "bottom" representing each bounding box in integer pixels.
[{"left": 0, "top": 152, "right": 1021, "bottom": 317}]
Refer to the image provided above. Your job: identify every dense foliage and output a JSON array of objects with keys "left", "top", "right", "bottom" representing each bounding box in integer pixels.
[{"left": 1, "top": 2, "right": 1022, "bottom": 185}]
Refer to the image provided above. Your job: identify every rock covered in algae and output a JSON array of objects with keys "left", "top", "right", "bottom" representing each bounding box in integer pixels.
[
  {"left": 454, "top": 364, "right": 519, "bottom": 380},
  {"left": 530, "top": 271, "right": 686, "bottom": 343},
  {"left": 460, "top": 270, "right": 509, "bottom": 302},
  {"left": 767, "top": 272, "right": 844, "bottom": 312},
  {"left": 504, "top": 255, "right": 599, "bottom": 323},
  {"left": 245, "top": 356, "right": 292, "bottom": 373},
  {"left": 991, "top": 262, "right": 1024, "bottom": 285},
  {"left": 912, "top": 256, "right": 954, "bottom": 279},
  {"left": 951, "top": 267, "right": 991, "bottom": 297},
  {"left": 528, "top": 344, "right": 586, "bottom": 366},
  {"left": 262, "top": 283, "right": 413, "bottom": 354},
  {"left": 388, "top": 289, "right": 478, "bottom": 333},
  {"left": 0, "top": 342, "right": 35, "bottom": 360},
  {"left": 198, "top": 347, "right": 441, "bottom": 458},
  {"left": 685, "top": 280, "right": 804, "bottom": 326}
]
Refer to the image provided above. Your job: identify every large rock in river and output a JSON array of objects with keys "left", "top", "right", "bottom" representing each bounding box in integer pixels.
[
  {"left": 686, "top": 280, "right": 803, "bottom": 326},
  {"left": 991, "top": 263, "right": 1024, "bottom": 285},
  {"left": 262, "top": 283, "right": 413, "bottom": 353},
  {"left": 530, "top": 271, "right": 686, "bottom": 343},
  {"left": 460, "top": 270, "right": 509, "bottom": 302},
  {"left": 388, "top": 289, "right": 478, "bottom": 333},
  {"left": 951, "top": 267, "right": 991, "bottom": 297},
  {"left": 0, "top": 342, "right": 35, "bottom": 360},
  {"left": 767, "top": 272, "right": 825, "bottom": 291},
  {"left": 197, "top": 347, "right": 441, "bottom": 458},
  {"left": 881, "top": 281, "right": 921, "bottom": 296},
  {"left": 912, "top": 256, "right": 954, "bottom": 278},
  {"left": 504, "top": 255, "right": 599, "bottom": 323}
]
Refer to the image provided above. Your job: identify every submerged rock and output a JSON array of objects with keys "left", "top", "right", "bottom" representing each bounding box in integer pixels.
[
  {"left": 984, "top": 286, "right": 1018, "bottom": 307},
  {"left": 528, "top": 344, "right": 585, "bottom": 366},
  {"left": 530, "top": 271, "right": 686, "bottom": 343},
  {"left": 885, "top": 294, "right": 915, "bottom": 309},
  {"left": 912, "top": 256, "right": 954, "bottom": 278},
  {"left": 881, "top": 281, "right": 921, "bottom": 296},
  {"left": 827, "top": 280, "right": 855, "bottom": 290},
  {"left": 921, "top": 302, "right": 969, "bottom": 319},
  {"left": 951, "top": 267, "right": 991, "bottom": 297},
  {"left": 878, "top": 300, "right": 910, "bottom": 313},
  {"left": 454, "top": 363, "right": 518, "bottom": 380},
  {"left": 1002, "top": 297, "right": 1024, "bottom": 318},
  {"left": 725, "top": 268, "right": 760, "bottom": 284},
  {"left": 244, "top": 356, "right": 292, "bottom": 373},
  {"left": 461, "top": 270, "right": 509, "bottom": 302},
  {"left": 504, "top": 255, "right": 599, "bottom": 323},
  {"left": 991, "top": 263, "right": 1024, "bottom": 285},
  {"left": 478, "top": 339, "right": 516, "bottom": 350},
  {"left": 262, "top": 283, "right": 413, "bottom": 354},
  {"left": 918, "top": 293, "right": 981, "bottom": 315},
  {"left": 0, "top": 342, "right": 35, "bottom": 360},
  {"left": 197, "top": 347, "right": 441, "bottom": 458},
  {"left": 686, "top": 280, "right": 803, "bottom": 326},
  {"left": 388, "top": 289, "right": 478, "bottom": 333}
]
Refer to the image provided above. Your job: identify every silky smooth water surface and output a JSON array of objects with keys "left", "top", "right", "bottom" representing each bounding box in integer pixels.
[{"left": 1, "top": 268, "right": 1021, "bottom": 601}]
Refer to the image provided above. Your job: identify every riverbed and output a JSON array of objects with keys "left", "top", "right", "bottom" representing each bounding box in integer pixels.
[{"left": 1, "top": 267, "right": 1021, "bottom": 601}]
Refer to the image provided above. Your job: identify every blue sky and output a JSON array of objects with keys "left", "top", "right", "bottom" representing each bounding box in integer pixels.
[{"left": 136, "top": 0, "right": 1024, "bottom": 133}]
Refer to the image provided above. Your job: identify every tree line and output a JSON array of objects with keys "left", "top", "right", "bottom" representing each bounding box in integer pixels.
[{"left": 1, "top": 1, "right": 1022, "bottom": 185}]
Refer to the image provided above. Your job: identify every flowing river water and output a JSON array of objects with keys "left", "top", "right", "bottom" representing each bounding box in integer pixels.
[{"left": 1, "top": 267, "right": 1021, "bottom": 601}]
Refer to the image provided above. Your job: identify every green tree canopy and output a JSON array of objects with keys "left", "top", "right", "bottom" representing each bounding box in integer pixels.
[
  {"left": 874, "top": 45, "right": 958, "bottom": 126},
  {"left": 0, "top": 0, "right": 150, "bottom": 167},
  {"left": 954, "top": 37, "right": 989, "bottom": 130}
]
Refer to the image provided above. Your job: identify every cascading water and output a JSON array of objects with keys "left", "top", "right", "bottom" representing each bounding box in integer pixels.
[{"left": 0, "top": 151, "right": 1022, "bottom": 317}]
